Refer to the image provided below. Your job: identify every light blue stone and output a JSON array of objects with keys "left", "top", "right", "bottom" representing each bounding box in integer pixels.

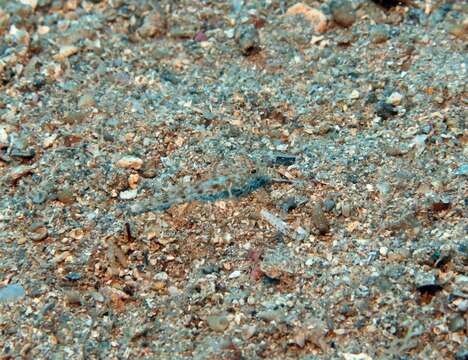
[
  {"left": 0, "top": 283, "right": 26, "bottom": 304},
  {"left": 455, "top": 164, "right": 468, "bottom": 176}
]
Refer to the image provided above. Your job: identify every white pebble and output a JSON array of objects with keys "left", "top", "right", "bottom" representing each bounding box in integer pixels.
[
  {"left": 386, "top": 92, "right": 403, "bottom": 106},
  {"left": 349, "top": 90, "right": 360, "bottom": 99},
  {"left": 379, "top": 246, "right": 389, "bottom": 256},
  {"left": 119, "top": 189, "right": 137, "bottom": 200},
  {"left": 228, "top": 270, "right": 241, "bottom": 279},
  {"left": 0, "top": 127, "right": 8, "bottom": 148}
]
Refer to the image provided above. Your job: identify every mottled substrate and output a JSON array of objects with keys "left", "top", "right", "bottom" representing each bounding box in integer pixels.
[{"left": 0, "top": 0, "right": 467, "bottom": 359}]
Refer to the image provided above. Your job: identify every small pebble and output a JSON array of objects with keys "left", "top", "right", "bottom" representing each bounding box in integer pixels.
[
  {"left": 57, "top": 188, "right": 75, "bottom": 205},
  {"left": 370, "top": 25, "right": 390, "bottom": 44},
  {"left": 379, "top": 246, "right": 389, "bottom": 256},
  {"left": 349, "top": 90, "right": 360, "bottom": 100},
  {"left": 285, "top": 3, "right": 328, "bottom": 33},
  {"left": 311, "top": 202, "right": 330, "bottom": 235},
  {"left": 64, "top": 290, "right": 82, "bottom": 305},
  {"left": 386, "top": 92, "right": 403, "bottom": 106},
  {"left": 415, "top": 272, "right": 438, "bottom": 289},
  {"left": 31, "top": 190, "right": 47, "bottom": 204},
  {"left": 0, "top": 127, "right": 8, "bottom": 148},
  {"left": 228, "top": 270, "right": 241, "bottom": 279},
  {"left": 194, "top": 31, "right": 208, "bottom": 42},
  {"left": 341, "top": 202, "right": 353, "bottom": 218},
  {"left": 456, "top": 299, "right": 468, "bottom": 313},
  {"left": 64, "top": 272, "right": 81, "bottom": 281},
  {"left": 63, "top": 111, "right": 86, "bottom": 124},
  {"left": 242, "top": 325, "right": 257, "bottom": 339},
  {"left": 323, "top": 198, "right": 336, "bottom": 212},
  {"left": 168, "top": 286, "right": 180, "bottom": 297},
  {"left": 273, "top": 154, "right": 296, "bottom": 166},
  {"left": 128, "top": 174, "right": 139, "bottom": 189},
  {"left": 447, "top": 314, "right": 465, "bottom": 333},
  {"left": 330, "top": 0, "right": 356, "bottom": 28},
  {"left": 42, "top": 134, "right": 58, "bottom": 148},
  {"left": 236, "top": 24, "right": 260, "bottom": 56},
  {"left": 119, "top": 189, "right": 138, "bottom": 200},
  {"left": 29, "top": 226, "right": 48, "bottom": 242},
  {"left": 207, "top": 314, "right": 229, "bottom": 332},
  {"left": 454, "top": 164, "right": 468, "bottom": 176},
  {"left": 117, "top": 156, "right": 143, "bottom": 170},
  {"left": 257, "top": 309, "right": 284, "bottom": 322},
  {"left": 78, "top": 94, "right": 96, "bottom": 109},
  {"left": 137, "top": 10, "right": 165, "bottom": 38},
  {"left": 54, "top": 45, "right": 79, "bottom": 61},
  {"left": 279, "top": 197, "right": 303, "bottom": 212}
]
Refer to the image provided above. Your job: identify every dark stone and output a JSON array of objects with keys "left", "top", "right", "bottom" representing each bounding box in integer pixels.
[
  {"left": 262, "top": 275, "right": 280, "bottom": 286},
  {"left": 375, "top": 101, "right": 398, "bottom": 119},
  {"left": 347, "top": 174, "right": 359, "bottom": 184},
  {"left": 273, "top": 154, "right": 296, "bottom": 166},
  {"left": 355, "top": 318, "right": 367, "bottom": 329},
  {"left": 416, "top": 284, "right": 443, "bottom": 295},
  {"left": 201, "top": 264, "right": 221, "bottom": 274},
  {"left": 10, "top": 148, "right": 36, "bottom": 159},
  {"left": 371, "top": 0, "right": 412, "bottom": 9},
  {"left": 123, "top": 285, "right": 135, "bottom": 296},
  {"left": 366, "top": 92, "right": 378, "bottom": 104},
  {"left": 33, "top": 76, "right": 46, "bottom": 90},
  {"left": 64, "top": 272, "right": 81, "bottom": 281}
]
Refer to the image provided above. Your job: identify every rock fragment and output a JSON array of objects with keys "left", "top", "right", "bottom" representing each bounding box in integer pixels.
[
  {"left": 0, "top": 127, "right": 8, "bottom": 148},
  {"left": 53, "top": 45, "right": 79, "bottom": 61},
  {"left": 370, "top": 25, "right": 390, "bottom": 44},
  {"left": 119, "top": 189, "right": 138, "bottom": 200},
  {"left": 0, "top": 284, "right": 26, "bottom": 304},
  {"left": 138, "top": 10, "right": 166, "bottom": 38},
  {"left": 29, "top": 226, "right": 48, "bottom": 242},
  {"left": 386, "top": 92, "right": 403, "bottom": 106},
  {"left": 330, "top": 0, "right": 356, "bottom": 28},
  {"left": 8, "top": 165, "right": 34, "bottom": 182},
  {"left": 285, "top": 3, "right": 328, "bottom": 33},
  {"left": 57, "top": 188, "right": 75, "bottom": 205},
  {"left": 311, "top": 202, "right": 330, "bottom": 235},
  {"left": 207, "top": 314, "right": 229, "bottom": 332},
  {"left": 236, "top": 24, "right": 260, "bottom": 55},
  {"left": 116, "top": 156, "right": 143, "bottom": 170}
]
